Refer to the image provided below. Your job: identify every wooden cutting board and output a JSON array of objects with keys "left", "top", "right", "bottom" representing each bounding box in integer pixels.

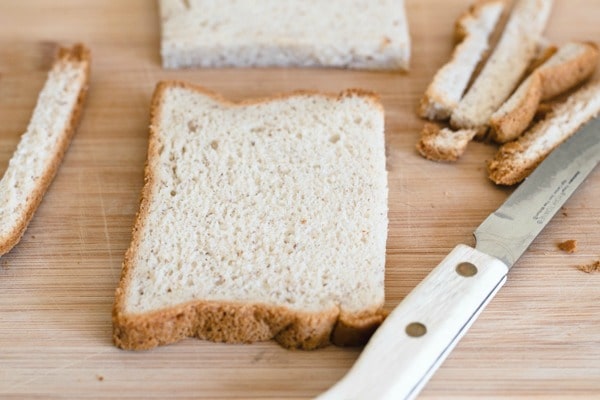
[{"left": 1, "top": 1, "right": 599, "bottom": 398}]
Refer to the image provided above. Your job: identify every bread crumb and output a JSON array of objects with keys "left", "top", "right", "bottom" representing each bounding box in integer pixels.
[
  {"left": 96, "top": 375, "right": 104, "bottom": 382},
  {"left": 557, "top": 239, "right": 577, "bottom": 253},
  {"left": 577, "top": 261, "right": 600, "bottom": 273}
]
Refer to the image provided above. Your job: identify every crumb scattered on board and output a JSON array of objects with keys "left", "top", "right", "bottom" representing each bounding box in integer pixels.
[
  {"left": 557, "top": 239, "right": 577, "bottom": 253},
  {"left": 577, "top": 261, "right": 600, "bottom": 273},
  {"left": 96, "top": 375, "right": 104, "bottom": 382}
]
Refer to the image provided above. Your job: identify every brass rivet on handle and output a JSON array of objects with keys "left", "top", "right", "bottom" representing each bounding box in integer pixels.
[
  {"left": 456, "top": 262, "right": 478, "bottom": 277},
  {"left": 405, "top": 322, "right": 427, "bottom": 337}
]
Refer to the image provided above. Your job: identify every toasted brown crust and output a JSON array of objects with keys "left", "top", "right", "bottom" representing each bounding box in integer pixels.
[
  {"left": 490, "top": 73, "right": 543, "bottom": 143},
  {"left": 577, "top": 260, "right": 600, "bottom": 273},
  {"left": 525, "top": 44, "right": 558, "bottom": 75},
  {"left": 151, "top": 80, "right": 385, "bottom": 113},
  {"left": 454, "top": 0, "right": 506, "bottom": 41},
  {"left": 416, "top": 122, "right": 477, "bottom": 162},
  {"left": 490, "top": 42, "right": 599, "bottom": 144},
  {"left": 557, "top": 239, "right": 577, "bottom": 253},
  {"left": 112, "top": 81, "right": 386, "bottom": 351},
  {"left": 538, "top": 42, "right": 599, "bottom": 100},
  {"left": 0, "top": 43, "right": 90, "bottom": 256},
  {"left": 487, "top": 140, "right": 535, "bottom": 185},
  {"left": 488, "top": 80, "right": 600, "bottom": 185}
]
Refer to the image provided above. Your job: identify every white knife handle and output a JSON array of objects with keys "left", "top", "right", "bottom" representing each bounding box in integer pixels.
[{"left": 318, "top": 244, "right": 508, "bottom": 400}]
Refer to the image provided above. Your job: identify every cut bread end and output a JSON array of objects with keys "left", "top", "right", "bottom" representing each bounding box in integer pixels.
[
  {"left": 416, "top": 122, "right": 477, "bottom": 162},
  {"left": 113, "top": 82, "right": 388, "bottom": 350}
]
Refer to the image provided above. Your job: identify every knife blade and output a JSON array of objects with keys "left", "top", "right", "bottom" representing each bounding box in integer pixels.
[{"left": 318, "top": 116, "right": 600, "bottom": 400}]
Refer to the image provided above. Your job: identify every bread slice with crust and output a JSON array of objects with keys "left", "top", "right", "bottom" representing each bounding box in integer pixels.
[
  {"left": 159, "top": 0, "right": 410, "bottom": 70},
  {"left": 0, "top": 44, "right": 90, "bottom": 256},
  {"left": 488, "top": 80, "right": 600, "bottom": 185},
  {"left": 419, "top": 0, "right": 506, "bottom": 120},
  {"left": 112, "top": 82, "right": 389, "bottom": 350},
  {"left": 490, "top": 41, "right": 599, "bottom": 143},
  {"left": 450, "top": 0, "right": 553, "bottom": 134}
]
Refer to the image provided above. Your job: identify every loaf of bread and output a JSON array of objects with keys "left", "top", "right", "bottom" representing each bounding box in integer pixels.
[
  {"left": 158, "top": 0, "right": 410, "bottom": 70},
  {"left": 490, "top": 41, "right": 599, "bottom": 143},
  {"left": 450, "top": 0, "right": 553, "bottom": 134},
  {"left": 0, "top": 44, "right": 90, "bottom": 256},
  {"left": 112, "top": 82, "right": 389, "bottom": 350},
  {"left": 419, "top": 0, "right": 506, "bottom": 120},
  {"left": 488, "top": 80, "right": 600, "bottom": 185}
]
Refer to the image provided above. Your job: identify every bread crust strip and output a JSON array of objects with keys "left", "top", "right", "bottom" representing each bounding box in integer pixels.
[
  {"left": 0, "top": 44, "right": 90, "bottom": 256},
  {"left": 488, "top": 81, "right": 600, "bottom": 185},
  {"left": 490, "top": 41, "right": 599, "bottom": 143},
  {"left": 419, "top": 0, "right": 506, "bottom": 120},
  {"left": 450, "top": 0, "right": 553, "bottom": 135},
  {"left": 416, "top": 123, "right": 477, "bottom": 162}
]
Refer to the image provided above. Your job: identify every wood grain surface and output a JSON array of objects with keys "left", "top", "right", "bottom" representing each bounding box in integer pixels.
[{"left": 0, "top": 1, "right": 599, "bottom": 398}]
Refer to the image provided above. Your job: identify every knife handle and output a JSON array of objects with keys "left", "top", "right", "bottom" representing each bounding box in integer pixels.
[{"left": 318, "top": 244, "right": 508, "bottom": 400}]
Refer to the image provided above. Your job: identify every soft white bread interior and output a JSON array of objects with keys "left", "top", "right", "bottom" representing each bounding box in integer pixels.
[
  {"left": 488, "top": 80, "right": 600, "bottom": 185},
  {"left": 419, "top": 0, "right": 506, "bottom": 120},
  {"left": 113, "top": 82, "right": 389, "bottom": 350},
  {"left": 450, "top": 0, "right": 553, "bottom": 134},
  {"left": 490, "top": 41, "right": 599, "bottom": 143},
  {"left": 0, "top": 44, "right": 90, "bottom": 256},
  {"left": 159, "top": 0, "right": 410, "bottom": 70}
]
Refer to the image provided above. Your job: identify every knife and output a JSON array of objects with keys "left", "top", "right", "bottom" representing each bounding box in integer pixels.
[{"left": 318, "top": 116, "right": 600, "bottom": 400}]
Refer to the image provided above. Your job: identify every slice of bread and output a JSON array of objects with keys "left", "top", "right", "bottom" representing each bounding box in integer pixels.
[
  {"left": 419, "top": 0, "right": 506, "bottom": 120},
  {"left": 0, "top": 44, "right": 90, "bottom": 256},
  {"left": 112, "top": 82, "right": 389, "bottom": 350},
  {"left": 490, "top": 41, "right": 599, "bottom": 143},
  {"left": 488, "top": 80, "right": 600, "bottom": 185},
  {"left": 158, "top": 0, "right": 410, "bottom": 70},
  {"left": 416, "top": 123, "right": 477, "bottom": 162},
  {"left": 450, "top": 0, "right": 553, "bottom": 134}
]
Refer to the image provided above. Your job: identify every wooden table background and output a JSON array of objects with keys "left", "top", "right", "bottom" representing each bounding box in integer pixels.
[{"left": 1, "top": 1, "right": 599, "bottom": 398}]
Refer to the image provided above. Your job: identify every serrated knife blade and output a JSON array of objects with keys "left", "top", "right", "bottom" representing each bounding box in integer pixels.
[
  {"left": 475, "top": 116, "right": 600, "bottom": 267},
  {"left": 318, "top": 116, "right": 600, "bottom": 400}
]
